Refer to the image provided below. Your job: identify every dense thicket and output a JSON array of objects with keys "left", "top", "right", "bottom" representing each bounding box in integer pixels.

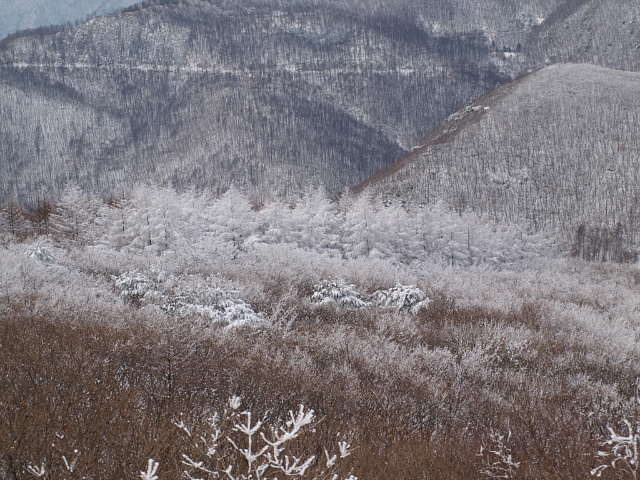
[{"left": 1, "top": 202, "right": 639, "bottom": 478}]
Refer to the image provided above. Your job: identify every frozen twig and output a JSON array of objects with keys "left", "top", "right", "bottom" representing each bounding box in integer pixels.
[
  {"left": 140, "top": 458, "right": 159, "bottom": 480},
  {"left": 591, "top": 418, "right": 639, "bottom": 479},
  {"left": 176, "top": 396, "right": 358, "bottom": 480}
]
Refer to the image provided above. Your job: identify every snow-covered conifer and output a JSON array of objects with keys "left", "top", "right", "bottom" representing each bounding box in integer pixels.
[
  {"left": 206, "top": 186, "right": 258, "bottom": 254},
  {"left": 373, "top": 284, "right": 430, "bottom": 314},
  {"left": 311, "top": 278, "right": 371, "bottom": 309},
  {"left": 375, "top": 199, "right": 422, "bottom": 263},
  {"left": 255, "top": 199, "right": 295, "bottom": 245},
  {"left": 342, "top": 189, "right": 380, "bottom": 259},
  {"left": 291, "top": 186, "right": 342, "bottom": 253},
  {"left": 49, "top": 186, "right": 99, "bottom": 246},
  {"left": 96, "top": 193, "right": 132, "bottom": 251}
]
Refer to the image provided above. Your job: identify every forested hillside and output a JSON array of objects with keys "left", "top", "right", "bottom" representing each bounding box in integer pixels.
[
  {"left": 1, "top": 184, "right": 639, "bottom": 479},
  {"left": 0, "top": 0, "right": 504, "bottom": 203},
  {"left": 1, "top": 0, "right": 639, "bottom": 203},
  {"left": 0, "top": 0, "right": 138, "bottom": 42},
  {"left": 358, "top": 63, "right": 640, "bottom": 262}
]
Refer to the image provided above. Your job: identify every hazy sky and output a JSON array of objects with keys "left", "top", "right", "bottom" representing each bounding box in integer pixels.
[{"left": 0, "top": 0, "right": 139, "bottom": 40}]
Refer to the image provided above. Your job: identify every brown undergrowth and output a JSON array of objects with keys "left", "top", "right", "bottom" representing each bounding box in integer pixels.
[{"left": 0, "top": 285, "right": 635, "bottom": 480}]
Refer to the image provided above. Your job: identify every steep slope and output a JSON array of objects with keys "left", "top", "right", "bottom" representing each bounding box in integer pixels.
[
  {"left": 0, "top": 0, "right": 508, "bottom": 203},
  {"left": 1, "top": 0, "right": 639, "bottom": 204},
  {"left": 356, "top": 63, "right": 640, "bottom": 258},
  {"left": 527, "top": 0, "right": 640, "bottom": 72},
  {"left": 0, "top": 0, "right": 139, "bottom": 41}
]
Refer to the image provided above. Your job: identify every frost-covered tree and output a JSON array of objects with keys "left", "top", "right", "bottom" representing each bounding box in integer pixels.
[
  {"left": 342, "top": 189, "right": 380, "bottom": 259},
  {"left": 290, "top": 186, "right": 342, "bottom": 253},
  {"left": 125, "top": 187, "right": 160, "bottom": 252},
  {"left": 99, "top": 186, "right": 189, "bottom": 253},
  {"left": 254, "top": 199, "right": 296, "bottom": 246},
  {"left": 376, "top": 199, "right": 423, "bottom": 263},
  {"left": 97, "top": 193, "right": 132, "bottom": 251},
  {"left": 373, "top": 284, "right": 430, "bottom": 314},
  {"left": 414, "top": 202, "right": 553, "bottom": 266},
  {"left": 207, "top": 186, "right": 258, "bottom": 255},
  {"left": 49, "top": 186, "right": 100, "bottom": 246},
  {"left": 28, "top": 198, "right": 54, "bottom": 237},
  {"left": 0, "top": 198, "right": 28, "bottom": 239},
  {"left": 311, "top": 278, "right": 371, "bottom": 309},
  {"left": 177, "top": 187, "right": 210, "bottom": 246}
]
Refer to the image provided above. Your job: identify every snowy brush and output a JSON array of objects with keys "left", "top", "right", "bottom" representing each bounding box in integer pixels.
[
  {"left": 372, "top": 284, "right": 430, "bottom": 314},
  {"left": 24, "top": 243, "right": 56, "bottom": 264},
  {"left": 478, "top": 430, "right": 520, "bottom": 479},
  {"left": 311, "top": 278, "right": 370, "bottom": 309},
  {"left": 175, "top": 396, "right": 357, "bottom": 480},
  {"left": 112, "top": 269, "right": 265, "bottom": 327},
  {"left": 591, "top": 418, "right": 639, "bottom": 479}
]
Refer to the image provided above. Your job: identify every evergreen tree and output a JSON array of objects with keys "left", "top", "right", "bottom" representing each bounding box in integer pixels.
[
  {"left": 291, "top": 187, "right": 342, "bottom": 253},
  {"left": 97, "top": 193, "right": 132, "bottom": 251},
  {"left": 0, "top": 199, "right": 29, "bottom": 239},
  {"left": 206, "top": 186, "right": 258, "bottom": 255},
  {"left": 256, "top": 200, "right": 295, "bottom": 246},
  {"left": 50, "top": 186, "right": 100, "bottom": 246},
  {"left": 342, "top": 189, "right": 381, "bottom": 259}
]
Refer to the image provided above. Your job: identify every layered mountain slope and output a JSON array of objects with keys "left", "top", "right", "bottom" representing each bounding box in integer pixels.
[
  {"left": 0, "top": 0, "right": 139, "bottom": 41},
  {"left": 356, "top": 64, "right": 640, "bottom": 257},
  {"left": 527, "top": 0, "right": 640, "bottom": 72},
  {"left": 1, "top": 0, "right": 639, "bottom": 203},
  {"left": 0, "top": 0, "right": 509, "bottom": 203}
]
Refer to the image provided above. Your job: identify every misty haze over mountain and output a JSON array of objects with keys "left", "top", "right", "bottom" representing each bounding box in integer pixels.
[
  {"left": 0, "top": 0, "right": 141, "bottom": 42},
  {"left": 1, "top": 0, "right": 639, "bottom": 204}
]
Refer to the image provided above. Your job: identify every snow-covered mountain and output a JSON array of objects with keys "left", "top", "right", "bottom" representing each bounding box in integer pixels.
[
  {"left": 0, "top": 0, "right": 638, "bottom": 203},
  {"left": 0, "top": 0, "right": 140, "bottom": 41},
  {"left": 356, "top": 63, "right": 640, "bottom": 261},
  {"left": 0, "top": 0, "right": 507, "bottom": 203}
]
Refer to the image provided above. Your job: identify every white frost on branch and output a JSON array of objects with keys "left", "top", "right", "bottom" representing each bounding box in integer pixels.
[
  {"left": 176, "top": 396, "right": 357, "bottom": 480},
  {"left": 311, "top": 278, "right": 371, "bottom": 309},
  {"left": 140, "top": 458, "right": 159, "bottom": 480},
  {"left": 372, "top": 283, "right": 430, "bottom": 314},
  {"left": 478, "top": 430, "right": 520, "bottom": 479},
  {"left": 591, "top": 418, "right": 639, "bottom": 479}
]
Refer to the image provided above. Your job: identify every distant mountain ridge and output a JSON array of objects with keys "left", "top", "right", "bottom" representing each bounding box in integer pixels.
[
  {"left": 0, "top": 0, "right": 639, "bottom": 203},
  {"left": 356, "top": 63, "right": 640, "bottom": 259},
  {"left": 0, "top": 0, "right": 139, "bottom": 42}
]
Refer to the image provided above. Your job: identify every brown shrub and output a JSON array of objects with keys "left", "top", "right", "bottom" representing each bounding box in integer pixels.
[{"left": 0, "top": 296, "right": 632, "bottom": 479}]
